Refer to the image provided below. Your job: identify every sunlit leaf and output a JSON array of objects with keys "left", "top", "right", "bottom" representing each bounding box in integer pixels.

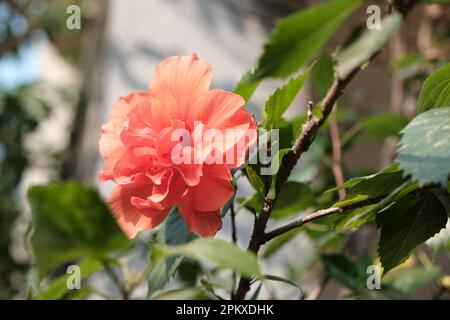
[
  {"left": 312, "top": 52, "right": 334, "bottom": 96},
  {"left": 253, "top": 0, "right": 361, "bottom": 79},
  {"left": 234, "top": 68, "right": 261, "bottom": 103},
  {"left": 263, "top": 65, "right": 313, "bottom": 128},
  {"left": 154, "top": 239, "right": 261, "bottom": 278},
  {"left": 396, "top": 107, "right": 450, "bottom": 186},
  {"left": 335, "top": 13, "right": 402, "bottom": 77},
  {"left": 418, "top": 62, "right": 450, "bottom": 113}
]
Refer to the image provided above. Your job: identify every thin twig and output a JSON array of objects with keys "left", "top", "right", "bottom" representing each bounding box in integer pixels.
[
  {"left": 264, "top": 207, "right": 343, "bottom": 242},
  {"left": 329, "top": 111, "right": 346, "bottom": 200},
  {"left": 263, "top": 194, "right": 387, "bottom": 242},
  {"left": 230, "top": 201, "right": 238, "bottom": 298},
  {"left": 230, "top": 201, "right": 238, "bottom": 244}
]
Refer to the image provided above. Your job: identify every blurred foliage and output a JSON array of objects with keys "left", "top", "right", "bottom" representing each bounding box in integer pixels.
[
  {"left": 0, "top": 0, "right": 97, "bottom": 299},
  {"left": 0, "top": 86, "right": 49, "bottom": 298},
  {"left": 0, "top": 0, "right": 96, "bottom": 63},
  {"left": 27, "top": 181, "right": 129, "bottom": 277}
]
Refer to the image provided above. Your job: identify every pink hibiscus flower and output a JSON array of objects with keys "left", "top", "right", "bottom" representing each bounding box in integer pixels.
[{"left": 99, "top": 54, "right": 256, "bottom": 238}]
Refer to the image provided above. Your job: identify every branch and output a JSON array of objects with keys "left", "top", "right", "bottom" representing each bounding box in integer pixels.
[
  {"left": 264, "top": 207, "right": 342, "bottom": 242},
  {"left": 232, "top": 57, "right": 377, "bottom": 300},
  {"left": 263, "top": 196, "right": 385, "bottom": 242},
  {"left": 232, "top": 0, "right": 420, "bottom": 300}
]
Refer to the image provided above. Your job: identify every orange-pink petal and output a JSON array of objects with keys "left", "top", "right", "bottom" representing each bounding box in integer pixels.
[
  {"left": 150, "top": 54, "right": 212, "bottom": 120},
  {"left": 108, "top": 185, "right": 169, "bottom": 238},
  {"left": 177, "top": 190, "right": 222, "bottom": 238}
]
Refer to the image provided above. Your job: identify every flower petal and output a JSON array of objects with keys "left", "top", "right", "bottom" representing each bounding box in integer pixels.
[
  {"left": 173, "top": 146, "right": 203, "bottom": 186},
  {"left": 193, "top": 175, "right": 234, "bottom": 212},
  {"left": 221, "top": 108, "right": 257, "bottom": 168},
  {"left": 108, "top": 185, "right": 169, "bottom": 238},
  {"left": 113, "top": 146, "right": 154, "bottom": 185},
  {"left": 121, "top": 101, "right": 158, "bottom": 148},
  {"left": 149, "top": 169, "right": 187, "bottom": 208},
  {"left": 193, "top": 89, "right": 245, "bottom": 128},
  {"left": 177, "top": 190, "right": 222, "bottom": 238},
  {"left": 150, "top": 54, "right": 212, "bottom": 120},
  {"left": 99, "top": 92, "right": 152, "bottom": 182}
]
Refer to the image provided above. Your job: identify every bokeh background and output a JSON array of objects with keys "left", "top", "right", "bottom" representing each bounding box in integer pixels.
[{"left": 1, "top": 0, "right": 449, "bottom": 299}]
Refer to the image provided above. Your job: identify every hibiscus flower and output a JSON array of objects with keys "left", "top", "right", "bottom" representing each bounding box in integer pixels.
[{"left": 99, "top": 54, "right": 256, "bottom": 238}]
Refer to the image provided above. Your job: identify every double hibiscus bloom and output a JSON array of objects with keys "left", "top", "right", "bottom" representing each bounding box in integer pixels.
[{"left": 99, "top": 54, "right": 256, "bottom": 238}]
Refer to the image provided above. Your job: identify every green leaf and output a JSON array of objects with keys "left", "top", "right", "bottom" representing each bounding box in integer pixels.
[
  {"left": 27, "top": 181, "right": 128, "bottom": 276},
  {"left": 249, "top": 282, "right": 263, "bottom": 300},
  {"left": 263, "top": 65, "right": 313, "bottom": 128},
  {"left": 332, "top": 164, "right": 407, "bottom": 208},
  {"left": 69, "top": 286, "right": 93, "bottom": 300},
  {"left": 267, "top": 148, "right": 290, "bottom": 199},
  {"left": 396, "top": 107, "right": 450, "bottom": 186},
  {"left": 335, "top": 13, "right": 402, "bottom": 78},
  {"left": 253, "top": 0, "right": 361, "bottom": 79},
  {"left": 362, "top": 113, "right": 409, "bottom": 141},
  {"left": 322, "top": 254, "right": 359, "bottom": 289},
  {"left": 234, "top": 68, "right": 261, "bottom": 103},
  {"left": 148, "top": 208, "right": 191, "bottom": 297},
  {"left": 312, "top": 53, "right": 334, "bottom": 96},
  {"left": 147, "top": 256, "right": 183, "bottom": 298},
  {"left": 333, "top": 181, "right": 418, "bottom": 231},
  {"left": 245, "top": 164, "right": 265, "bottom": 196},
  {"left": 418, "top": 62, "right": 450, "bottom": 113},
  {"left": 376, "top": 191, "right": 449, "bottom": 273},
  {"left": 36, "top": 258, "right": 102, "bottom": 300},
  {"left": 158, "top": 207, "right": 191, "bottom": 245},
  {"left": 154, "top": 239, "right": 261, "bottom": 278}
]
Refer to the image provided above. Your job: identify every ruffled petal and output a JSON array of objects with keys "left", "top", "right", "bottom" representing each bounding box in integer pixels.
[
  {"left": 192, "top": 89, "right": 245, "bottom": 128},
  {"left": 112, "top": 146, "right": 154, "bottom": 185},
  {"left": 121, "top": 101, "right": 158, "bottom": 148},
  {"left": 150, "top": 54, "right": 212, "bottom": 120},
  {"left": 173, "top": 146, "right": 203, "bottom": 186},
  {"left": 177, "top": 190, "right": 222, "bottom": 238},
  {"left": 193, "top": 175, "right": 234, "bottom": 212},
  {"left": 99, "top": 92, "right": 152, "bottom": 181},
  {"left": 221, "top": 109, "right": 257, "bottom": 168},
  {"left": 149, "top": 169, "right": 187, "bottom": 208},
  {"left": 108, "top": 185, "right": 169, "bottom": 238}
]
